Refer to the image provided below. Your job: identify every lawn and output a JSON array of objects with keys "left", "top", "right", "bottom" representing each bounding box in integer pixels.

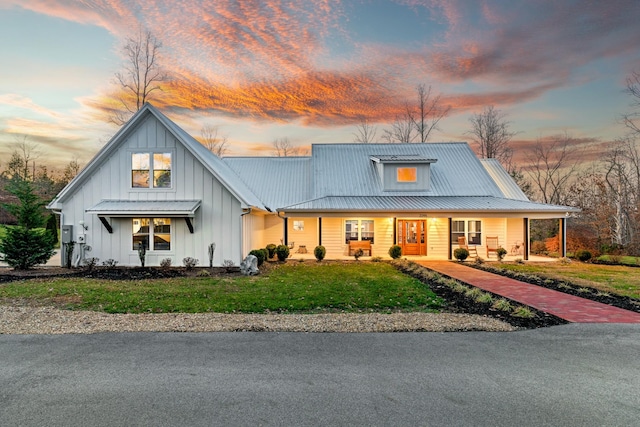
[
  {"left": 0, "top": 262, "right": 444, "bottom": 314},
  {"left": 494, "top": 262, "right": 640, "bottom": 299}
]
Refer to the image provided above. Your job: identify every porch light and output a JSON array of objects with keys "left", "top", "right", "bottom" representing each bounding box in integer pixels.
[{"left": 79, "top": 220, "right": 88, "bottom": 231}]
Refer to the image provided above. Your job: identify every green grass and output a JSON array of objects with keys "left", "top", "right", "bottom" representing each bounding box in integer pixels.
[
  {"left": 0, "top": 262, "right": 444, "bottom": 314},
  {"left": 496, "top": 262, "right": 640, "bottom": 299}
]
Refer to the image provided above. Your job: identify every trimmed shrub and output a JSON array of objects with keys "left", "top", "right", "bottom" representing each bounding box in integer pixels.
[
  {"left": 314, "top": 245, "right": 326, "bottom": 261},
  {"left": 496, "top": 247, "right": 507, "bottom": 261},
  {"left": 276, "top": 244, "right": 290, "bottom": 261},
  {"left": 388, "top": 245, "right": 402, "bottom": 259},
  {"left": 575, "top": 249, "right": 592, "bottom": 262},
  {"left": 453, "top": 248, "right": 469, "bottom": 261},
  {"left": 183, "top": 257, "right": 199, "bottom": 270},
  {"left": 249, "top": 249, "right": 266, "bottom": 266},
  {"left": 266, "top": 243, "right": 277, "bottom": 259}
]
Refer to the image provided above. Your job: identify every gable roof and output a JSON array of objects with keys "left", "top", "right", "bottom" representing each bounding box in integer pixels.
[{"left": 47, "top": 104, "right": 265, "bottom": 211}]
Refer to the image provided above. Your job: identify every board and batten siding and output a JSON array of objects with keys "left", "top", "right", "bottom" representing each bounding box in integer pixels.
[{"left": 58, "top": 115, "right": 244, "bottom": 266}]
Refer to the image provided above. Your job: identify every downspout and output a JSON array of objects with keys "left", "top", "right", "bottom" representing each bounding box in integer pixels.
[{"left": 277, "top": 211, "right": 288, "bottom": 245}]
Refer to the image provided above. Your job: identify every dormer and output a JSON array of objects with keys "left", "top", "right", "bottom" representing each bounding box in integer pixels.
[{"left": 370, "top": 154, "right": 437, "bottom": 191}]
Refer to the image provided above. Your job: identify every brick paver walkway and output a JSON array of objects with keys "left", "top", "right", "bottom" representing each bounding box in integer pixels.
[{"left": 419, "top": 261, "right": 640, "bottom": 323}]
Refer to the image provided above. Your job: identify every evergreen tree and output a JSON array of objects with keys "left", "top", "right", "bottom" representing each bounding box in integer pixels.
[{"left": 0, "top": 179, "right": 55, "bottom": 269}]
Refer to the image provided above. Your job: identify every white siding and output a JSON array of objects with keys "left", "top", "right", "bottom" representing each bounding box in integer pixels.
[{"left": 59, "top": 115, "right": 244, "bottom": 266}]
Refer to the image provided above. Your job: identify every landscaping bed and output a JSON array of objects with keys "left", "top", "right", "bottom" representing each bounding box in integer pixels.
[{"left": 470, "top": 263, "right": 640, "bottom": 314}]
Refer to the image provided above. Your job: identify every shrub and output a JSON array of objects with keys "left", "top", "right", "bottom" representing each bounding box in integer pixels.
[
  {"left": 575, "top": 249, "right": 592, "bottom": 262},
  {"left": 102, "top": 259, "right": 118, "bottom": 268},
  {"left": 196, "top": 269, "right": 210, "bottom": 277},
  {"left": 183, "top": 257, "right": 199, "bottom": 270},
  {"left": 465, "top": 287, "right": 484, "bottom": 299},
  {"left": 474, "top": 256, "right": 485, "bottom": 265},
  {"left": 266, "top": 243, "right": 277, "bottom": 259},
  {"left": 453, "top": 248, "right": 469, "bottom": 262},
  {"left": 492, "top": 299, "right": 513, "bottom": 312},
  {"left": 513, "top": 306, "right": 534, "bottom": 318},
  {"left": 314, "top": 245, "right": 326, "bottom": 261},
  {"left": 249, "top": 249, "right": 266, "bottom": 266},
  {"left": 515, "top": 258, "right": 524, "bottom": 264},
  {"left": 275, "top": 244, "right": 290, "bottom": 261},
  {"left": 159, "top": 258, "right": 172, "bottom": 269},
  {"left": 46, "top": 213, "right": 58, "bottom": 245},
  {"left": 223, "top": 259, "right": 235, "bottom": 272},
  {"left": 65, "top": 240, "right": 76, "bottom": 269},
  {"left": 476, "top": 293, "right": 494, "bottom": 304},
  {"left": 388, "top": 245, "right": 402, "bottom": 259},
  {"left": 83, "top": 257, "right": 99, "bottom": 270},
  {"left": 371, "top": 256, "right": 382, "bottom": 262},
  {"left": 496, "top": 247, "right": 507, "bottom": 261}
]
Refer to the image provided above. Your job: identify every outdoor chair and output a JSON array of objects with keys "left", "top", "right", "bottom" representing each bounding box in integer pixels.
[
  {"left": 457, "top": 236, "right": 478, "bottom": 258},
  {"left": 486, "top": 236, "right": 499, "bottom": 258}
]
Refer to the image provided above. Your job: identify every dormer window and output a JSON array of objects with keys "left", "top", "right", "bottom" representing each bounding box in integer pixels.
[
  {"left": 132, "top": 152, "right": 172, "bottom": 188},
  {"left": 370, "top": 154, "right": 436, "bottom": 191}
]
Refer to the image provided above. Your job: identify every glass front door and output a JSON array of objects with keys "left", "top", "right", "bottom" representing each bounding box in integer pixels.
[{"left": 398, "top": 220, "right": 427, "bottom": 255}]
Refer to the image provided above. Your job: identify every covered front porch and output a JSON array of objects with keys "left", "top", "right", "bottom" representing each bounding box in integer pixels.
[{"left": 251, "top": 211, "right": 572, "bottom": 261}]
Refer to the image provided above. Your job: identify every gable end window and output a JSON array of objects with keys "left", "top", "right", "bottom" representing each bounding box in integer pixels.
[
  {"left": 132, "top": 152, "right": 172, "bottom": 188},
  {"left": 397, "top": 167, "right": 417, "bottom": 182}
]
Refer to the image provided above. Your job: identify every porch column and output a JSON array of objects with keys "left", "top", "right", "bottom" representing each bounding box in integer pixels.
[
  {"left": 393, "top": 217, "right": 397, "bottom": 245},
  {"left": 284, "top": 217, "right": 288, "bottom": 245},
  {"left": 318, "top": 217, "right": 322, "bottom": 246},
  {"left": 559, "top": 217, "right": 567, "bottom": 258},
  {"left": 523, "top": 218, "right": 529, "bottom": 261},
  {"left": 448, "top": 218, "right": 453, "bottom": 260}
]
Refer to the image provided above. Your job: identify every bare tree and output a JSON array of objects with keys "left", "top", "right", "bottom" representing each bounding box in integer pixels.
[
  {"left": 382, "top": 84, "right": 449, "bottom": 143},
  {"left": 200, "top": 125, "right": 229, "bottom": 157},
  {"left": 412, "top": 84, "right": 450, "bottom": 143},
  {"left": 382, "top": 110, "right": 416, "bottom": 143},
  {"left": 524, "top": 133, "right": 581, "bottom": 205},
  {"left": 272, "top": 137, "right": 296, "bottom": 157},
  {"left": 3, "top": 136, "right": 41, "bottom": 181},
  {"left": 112, "top": 29, "right": 167, "bottom": 124},
  {"left": 352, "top": 118, "right": 378, "bottom": 143},
  {"left": 622, "top": 69, "right": 640, "bottom": 136},
  {"left": 467, "top": 105, "right": 518, "bottom": 169},
  {"left": 62, "top": 158, "right": 82, "bottom": 184}
]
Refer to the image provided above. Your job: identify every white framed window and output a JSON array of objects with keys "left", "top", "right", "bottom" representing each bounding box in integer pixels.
[
  {"left": 293, "top": 220, "right": 304, "bottom": 231},
  {"left": 345, "top": 219, "right": 374, "bottom": 244},
  {"left": 451, "top": 220, "right": 482, "bottom": 245},
  {"left": 133, "top": 218, "right": 172, "bottom": 251},
  {"left": 131, "top": 152, "right": 172, "bottom": 188}
]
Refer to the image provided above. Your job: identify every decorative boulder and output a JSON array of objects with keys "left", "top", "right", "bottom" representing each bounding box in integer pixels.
[{"left": 240, "top": 254, "right": 259, "bottom": 276}]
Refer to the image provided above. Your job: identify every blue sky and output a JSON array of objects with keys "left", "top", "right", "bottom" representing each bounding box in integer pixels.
[{"left": 1, "top": 0, "right": 639, "bottom": 169}]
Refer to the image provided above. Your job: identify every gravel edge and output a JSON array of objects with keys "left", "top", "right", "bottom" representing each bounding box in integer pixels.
[{"left": 0, "top": 306, "right": 516, "bottom": 334}]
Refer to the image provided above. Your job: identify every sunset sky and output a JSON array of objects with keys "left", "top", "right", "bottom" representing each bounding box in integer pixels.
[{"left": 1, "top": 0, "right": 639, "bottom": 169}]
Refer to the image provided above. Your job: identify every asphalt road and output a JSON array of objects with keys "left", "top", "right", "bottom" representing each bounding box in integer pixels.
[{"left": 1, "top": 324, "right": 639, "bottom": 426}]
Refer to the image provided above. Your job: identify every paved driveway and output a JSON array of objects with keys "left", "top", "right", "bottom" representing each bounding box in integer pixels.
[{"left": 2, "top": 324, "right": 639, "bottom": 426}]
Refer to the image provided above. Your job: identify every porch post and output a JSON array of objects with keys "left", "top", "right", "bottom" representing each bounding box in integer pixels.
[
  {"left": 284, "top": 217, "right": 288, "bottom": 245},
  {"left": 523, "top": 218, "right": 529, "bottom": 260},
  {"left": 318, "top": 217, "right": 322, "bottom": 246},
  {"left": 559, "top": 217, "right": 567, "bottom": 258},
  {"left": 393, "top": 217, "right": 397, "bottom": 245},
  {"left": 448, "top": 217, "right": 453, "bottom": 260}
]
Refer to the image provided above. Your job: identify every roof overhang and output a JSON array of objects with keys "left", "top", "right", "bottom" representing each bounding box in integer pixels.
[{"left": 86, "top": 199, "right": 202, "bottom": 217}]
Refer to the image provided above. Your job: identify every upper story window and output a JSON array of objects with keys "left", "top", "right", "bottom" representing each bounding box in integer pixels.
[
  {"left": 397, "top": 167, "right": 417, "bottom": 182},
  {"left": 132, "top": 152, "right": 172, "bottom": 188}
]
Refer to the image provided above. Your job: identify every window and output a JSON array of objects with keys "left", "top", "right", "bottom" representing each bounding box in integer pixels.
[
  {"left": 397, "top": 167, "right": 417, "bottom": 182},
  {"left": 451, "top": 220, "right": 481, "bottom": 245},
  {"left": 132, "top": 152, "right": 172, "bottom": 188},
  {"left": 133, "top": 218, "right": 171, "bottom": 251},
  {"left": 345, "top": 219, "right": 374, "bottom": 244},
  {"left": 293, "top": 220, "right": 304, "bottom": 231}
]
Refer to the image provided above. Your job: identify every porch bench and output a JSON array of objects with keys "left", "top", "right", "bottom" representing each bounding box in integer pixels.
[{"left": 348, "top": 240, "right": 371, "bottom": 256}]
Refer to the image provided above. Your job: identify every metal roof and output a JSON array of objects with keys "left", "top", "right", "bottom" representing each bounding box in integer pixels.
[
  {"left": 480, "top": 159, "right": 529, "bottom": 201},
  {"left": 86, "top": 199, "right": 201, "bottom": 217},
  {"left": 223, "top": 157, "right": 312, "bottom": 210},
  {"left": 370, "top": 154, "right": 437, "bottom": 163},
  {"left": 281, "top": 196, "right": 580, "bottom": 214}
]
